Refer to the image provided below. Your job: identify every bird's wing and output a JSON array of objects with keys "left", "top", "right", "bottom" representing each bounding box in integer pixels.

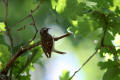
[
  {"left": 41, "top": 34, "right": 53, "bottom": 58},
  {"left": 46, "top": 34, "right": 54, "bottom": 55}
]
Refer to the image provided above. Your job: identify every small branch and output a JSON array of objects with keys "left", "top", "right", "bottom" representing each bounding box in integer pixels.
[
  {"left": 3, "top": 0, "right": 14, "bottom": 79},
  {"left": 17, "top": 23, "right": 33, "bottom": 31},
  {"left": 1, "top": 32, "right": 71, "bottom": 75},
  {"left": 2, "top": 0, "right": 71, "bottom": 78},
  {"left": 1, "top": 0, "right": 42, "bottom": 75},
  {"left": 11, "top": 15, "right": 31, "bottom": 27},
  {"left": 17, "top": 25, "right": 27, "bottom": 31},
  {"left": 69, "top": 27, "right": 108, "bottom": 80},
  {"left": 54, "top": 33, "right": 71, "bottom": 41},
  {"left": 17, "top": 13, "right": 38, "bottom": 47},
  {"left": 3, "top": 0, "right": 14, "bottom": 57},
  {"left": 1, "top": 41, "right": 41, "bottom": 74},
  {"left": 29, "top": 12, "right": 38, "bottom": 42},
  {"left": 16, "top": 51, "right": 38, "bottom": 78},
  {"left": 9, "top": 0, "right": 42, "bottom": 28},
  {"left": 69, "top": 49, "right": 99, "bottom": 80},
  {"left": 100, "top": 26, "right": 107, "bottom": 47}
]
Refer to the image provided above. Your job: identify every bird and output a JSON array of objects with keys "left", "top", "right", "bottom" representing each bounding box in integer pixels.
[{"left": 40, "top": 27, "right": 65, "bottom": 58}]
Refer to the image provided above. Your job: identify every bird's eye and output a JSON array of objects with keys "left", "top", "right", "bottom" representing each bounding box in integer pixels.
[{"left": 44, "top": 28, "right": 47, "bottom": 31}]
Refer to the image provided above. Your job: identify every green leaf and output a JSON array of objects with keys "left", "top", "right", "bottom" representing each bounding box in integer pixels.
[
  {"left": 60, "top": 70, "right": 70, "bottom": 80},
  {"left": 68, "top": 17, "right": 91, "bottom": 38},
  {"left": 98, "top": 60, "right": 119, "bottom": 70},
  {"left": 115, "top": 6, "right": 120, "bottom": 15},
  {"left": 0, "top": 22, "right": 6, "bottom": 32},
  {"left": 103, "top": 67, "right": 120, "bottom": 80},
  {"left": 12, "top": 56, "right": 28, "bottom": 76},
  {"left": 13, "top": 46, "right": 43, "bottom": 78},
  {"left": 89, "top": 0, "right": 114, "bottom": 8},
  {"left": 17, "top": 75, "right": 30, "bottom": 80},
  {"left": 31, "top": 47, "right": 43, "bottom": 63},
  {"left": 0, "top": 44, "right": 10, "bottom": 70},
  {"left": 0, "top": 33, "right": 8, "bottom": 46},
  {"left": 104, "top": 31, "right": 114, "bottom": 46},
  {"left": 110, "top": 19, "right": 120, "bottom": 34}
]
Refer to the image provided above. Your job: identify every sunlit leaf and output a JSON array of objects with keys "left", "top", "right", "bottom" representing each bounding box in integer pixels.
[
  {"left": 60, "top": 70, "right": 70, "bottom": 80},
  {"left": 0, "top": 44, "right": 10, "bottom": 70},
  {"left": 0, "top": 22, "right": 6, "bottom": 32}
]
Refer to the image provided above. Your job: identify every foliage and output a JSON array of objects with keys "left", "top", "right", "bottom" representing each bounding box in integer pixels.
[
  {"left": 60, "top": 70, "right": 70, "bottom": 80},
  {"left": 98, "top": 60, "right": 120, "bottom": 80},
  {"left": 0, "top": 0, "right": 120, "bottom": 80},
  {"left": 12, "top": 46, "right": 43, "bottom": 79},
  {"left": 0, "top": 44, "right": 10, "bottom": 70},
  {"left": 0, "top": 22, "right": 6, "bottom": 32}
]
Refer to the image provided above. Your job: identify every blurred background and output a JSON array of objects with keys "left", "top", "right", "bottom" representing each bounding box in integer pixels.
[
  {"left": 30, "top": 26, "right": 104, "bottom": 80},
  {"left": 1, "top": 0, "right": 120, "bottom": 80}
]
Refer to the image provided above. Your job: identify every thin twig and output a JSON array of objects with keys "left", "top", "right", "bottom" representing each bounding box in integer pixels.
[
  {"left": 3, "top": 0, "right": 13, "bottom": 58},
  {"left": 15, "top": 33, "right": 71, "bottom": 77},
  {"left": 16, "top": 51, "right": 38, "bottom": 78},
  {"left": 1, "top": 32, "right": 71, "bottom": 75},
  {"left": 69, "top": 49, "right": 99, "bottom": 80},
  {"left": 2, "top": 0, "right": 14, "bottom": 79},
  {"left": 3, "top": 0, "right": 14, "bottom": 57},
  {"left": 9, "top": 0, "right": 42, "bottom": 28},
  {"left": 100, "top": 27, "right": 107, "bottom": 47},
  {"left": 69, "top": 22, "right": 108, "bottom": 80},
  {"left": 29, "top": 12, "right": 38, "bottom": 42},
  {"left": 17, "top": 13, "right": 38, "bottom": 48},
  {"left": 54, "top": 33, "right": 71, "bottom": 41},
  {"left": 1, "top": 0, "right": 42, "bottom": 75},
  {"left": 1, "top": 41, "right": 41, "bottom": 74},
  {"left": 1, "top": 0, "right": 71, "bottom": 78},
  {"left": 11, "top": 15, "right": 31, "bottom": 28},
  {"left": 17, "top": 25, "right": 26, "bottom": 31},
  {"left": 17, "top": 23, "right": 33, "bottom": 31}
]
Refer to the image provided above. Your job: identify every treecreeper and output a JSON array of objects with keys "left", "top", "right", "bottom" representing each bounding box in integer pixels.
[{"left": 40, "top": 27, "right": 66, "bottom": 58}]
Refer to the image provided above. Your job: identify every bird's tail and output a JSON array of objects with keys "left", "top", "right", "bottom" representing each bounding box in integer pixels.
[{"left": 53, "top": 49, "right": 66, "bottom": 54}]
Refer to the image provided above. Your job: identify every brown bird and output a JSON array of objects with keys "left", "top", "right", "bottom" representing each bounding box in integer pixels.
[{"left": 40, "top": 27, "right": 65, "bottom": 58}]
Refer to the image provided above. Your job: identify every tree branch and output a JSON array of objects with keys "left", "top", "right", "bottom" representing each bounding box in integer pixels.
[
  {"left": 29, "top": 12, "right": 38, "bottom": 42},
  {"left": 9, "top": 0, "right": 42, "bottom": 28},
  {"left": 15, "top": 50, "right": 38, "bottom": 78},
  {"left": 1, "top": 1, "right": 42, "bottom": 74},
  {"left": 1, "top": 41, "right": 41, "bottom": 74},
  {"left": 1, "top": 32, "right": 71, "bottom": 75},
  {"left": 54, "top": 33, "right": 71, "bottom": 41},
  {"left": 19, "top": 12, "right": 39, "bottom": 47},
  {"left": 69, "top": 49, "right": 99, "bottom": 80},
  {"left": 69, "top": 18, "right": 108, "bottom": 80},
  {"left": 3, "top": 0, "right": 14, "bottom": 57},
  {"left": 1, "top": 0, "right": 71, "bottom": 76},
  {"left": 2, "top": 0, "right": 14, "bottom": 79}
]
